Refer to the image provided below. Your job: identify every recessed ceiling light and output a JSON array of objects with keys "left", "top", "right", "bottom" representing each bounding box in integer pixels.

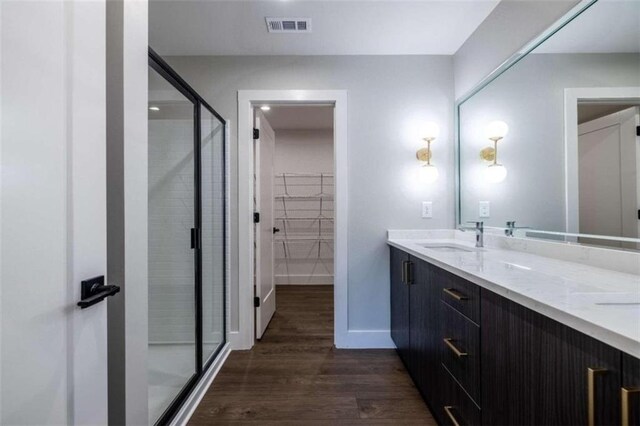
[
  {"left": 149, "top": 106, "right": 160, "bottom": 111},
  {"left": 260, "top": 105, "right": 271, "bottom": 111}
]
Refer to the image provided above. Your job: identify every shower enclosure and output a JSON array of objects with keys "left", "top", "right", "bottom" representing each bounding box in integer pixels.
[{"left": 148, "top": 49, "right": 226, "bottom": 425}]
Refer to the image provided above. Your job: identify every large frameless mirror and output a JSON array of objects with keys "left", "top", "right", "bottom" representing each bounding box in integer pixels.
[{"left": 457, "top": 0, "right": 640, "bottom": 250}]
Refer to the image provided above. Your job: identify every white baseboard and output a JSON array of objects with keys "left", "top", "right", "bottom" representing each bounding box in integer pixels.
[
  {"left": 275, "top": 274, "right": 333, "bottom": 285},
  {"left": 170, "top": 342, "right": 231, "bottom": 426},
  {"left": 229, "top": 330, "right": 249, "bottom": 350},
  {"left": 229, "top": 329, "right": 395, "bottom": 350},
  {"left": 340, "top": 330, "right": 396, "bottom": 349}
]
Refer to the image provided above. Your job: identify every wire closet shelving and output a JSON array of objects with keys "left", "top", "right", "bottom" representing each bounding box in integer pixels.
[{"left": 274, "top": 173, "right": 334, "bottom": 284}]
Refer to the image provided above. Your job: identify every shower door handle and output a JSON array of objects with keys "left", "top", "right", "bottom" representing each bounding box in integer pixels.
[{"left": 191, "top": 228, "right": 200, "bottom": 249}]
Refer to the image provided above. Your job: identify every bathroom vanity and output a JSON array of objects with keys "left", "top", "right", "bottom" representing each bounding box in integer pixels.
[{"left": 388, "top": 231, "right": 640, "bottom": 426}]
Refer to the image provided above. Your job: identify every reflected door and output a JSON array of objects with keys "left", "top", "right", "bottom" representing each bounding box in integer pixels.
[{"left": 578, "top": 107, "right": 639, "bottom": 245}]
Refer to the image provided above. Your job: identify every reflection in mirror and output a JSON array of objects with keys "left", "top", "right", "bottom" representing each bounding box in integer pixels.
[{"left": 458, "top": 0, "right": 640, "bottom": 250}]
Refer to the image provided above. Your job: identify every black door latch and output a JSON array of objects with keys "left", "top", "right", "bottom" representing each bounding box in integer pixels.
[
  {"left": 273, "top": 227, "right": 280, "bottom": 234},
  {"left": 77, "top": 275, "right": 120, "bottom": 309}
]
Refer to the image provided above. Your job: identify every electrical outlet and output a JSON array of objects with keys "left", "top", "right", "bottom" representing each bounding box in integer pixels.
[
  {"left": 479, "top": 201, "right": 490, "bottom": 218},
  {"left": 422, "top": 201, "right": 433, "bottom": 219}
]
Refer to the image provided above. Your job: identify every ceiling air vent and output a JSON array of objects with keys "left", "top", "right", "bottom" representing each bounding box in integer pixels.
[{"left": 265, "top": 17, "right": 312, "bottom": 33}]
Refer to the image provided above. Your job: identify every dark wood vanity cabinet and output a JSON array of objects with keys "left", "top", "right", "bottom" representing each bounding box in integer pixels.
[
  {"left": 389, "top": 247, "right": 444, "bottom": 422},
  {"left": 389, "top": 246, "right": 640, "bottom": 426},
  {"left": 481, "top": 288, "right": 623, "bottom": 425},
  {"left": 408, "top": 257, "right": 443, "bottom": 408},
  {"left": 622, "top": 353, "right": 640, "bottom": 426},
  {"left": 390, "top": 246, "right": 410, "bottom": 364}
]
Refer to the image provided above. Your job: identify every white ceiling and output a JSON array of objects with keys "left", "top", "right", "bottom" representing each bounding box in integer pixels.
[
  {"left": 149, "top": 1, "right": 500, "bottom": 56},
  {"left": 535, "top": 0, "right": 640, "bottom": 54},
  {"left": 260, "top": 105, "right": 334, "bottom": 130}
]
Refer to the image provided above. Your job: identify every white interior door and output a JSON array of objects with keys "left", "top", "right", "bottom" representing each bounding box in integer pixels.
[
  {"left": 1, "top": 1, "right": 109, "bottom": 424},
  {"left": 254, "top": 111, "right": 277, "bottom": 339},
  {"left": 578, "top": 107, "right": 639, "bottom": 243}
]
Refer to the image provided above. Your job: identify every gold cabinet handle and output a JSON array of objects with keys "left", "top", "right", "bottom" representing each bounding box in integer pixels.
[
  {"left": 588, "top": 367, "right": 608, "bottom": 426},
  {"left": 443, "top": 288, "right": 468, "bottom": 301},
  {"left": 622, "top": 386, "right": 640, "bottom": 426},
  {"left": 444, "top": 406, "right": 461, "bottom": 426},
  {"left": 443, "top": 338, "right": 468, "bottom": 357}
]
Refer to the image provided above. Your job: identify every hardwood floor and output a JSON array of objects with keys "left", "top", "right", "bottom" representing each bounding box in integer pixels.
[{"left": 189, "top": 285, "right": 436, "bottom": 425}]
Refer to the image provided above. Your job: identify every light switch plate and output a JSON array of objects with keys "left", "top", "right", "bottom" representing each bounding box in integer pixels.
[
  {"left": 422, "top": 201, "right": 433, "bottom": 219},
  {"left": 479, "top": 201, "right": 490, "bottom": 218}
]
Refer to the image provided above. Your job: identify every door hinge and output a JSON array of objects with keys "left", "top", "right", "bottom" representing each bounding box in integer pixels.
[
  {"left": 253, "top": 128, "right": 260, "bottom": 139},
  {"left": 636, "top": 125, "right": 640, "bottom": 136},
  {"left": 254, "top": 296, "right": 260, "bottom": 308},
  {"left": 254, "top": 212, "right": 260, "bottom": 223}
]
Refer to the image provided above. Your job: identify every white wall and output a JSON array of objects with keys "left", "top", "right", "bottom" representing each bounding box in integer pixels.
[
  {"left": 162, "top": 55, "right": 455, "bottom": 333},
  {"left": 459, "top": 53, "right": 640, "bottom": 231},
  {"left": 453, "top": 0, "right": 580, "bottom": 100},
  {"left": 273, "top": 129, "right": 334, "bottom": 285},
  {"left": 274, "top": 129, "right": 333, "bottom": 174}
]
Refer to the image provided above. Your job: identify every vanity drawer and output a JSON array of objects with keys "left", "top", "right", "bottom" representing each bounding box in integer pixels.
[
  {"left": 438, "top": 267, "right": 480, "bottom": 324},
  {"left": 441, "top": 300, "right": 480, "bottom": 403},
  {"left": 439, "top": 364, "right": 481, "bottom": 426}
]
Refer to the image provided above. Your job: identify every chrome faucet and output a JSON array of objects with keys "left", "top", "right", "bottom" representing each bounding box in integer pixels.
[
  {"left": 505, "top": 221, "right": 530, "bottom": 237},
  {"left": 458, "top": 221, "right": 484, "bottom": 248}
]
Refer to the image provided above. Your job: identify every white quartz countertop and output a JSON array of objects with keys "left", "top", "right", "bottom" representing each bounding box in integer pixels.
[{"left": 387, "top": 230, "right": 640, "bottom": 358}]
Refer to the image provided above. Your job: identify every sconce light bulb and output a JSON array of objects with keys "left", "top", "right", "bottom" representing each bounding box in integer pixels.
[
  {"left": 484, "top": 120, "right": 509, "bottom": 140},
  {"left": 485, "top": 163, "right": 507, "bottom": 183},
  {"left": 419, "top": 164, "right": 439, "bottom": 184},
  {"left": 421, "top": 121, "right": 440, "bottom": 141}
]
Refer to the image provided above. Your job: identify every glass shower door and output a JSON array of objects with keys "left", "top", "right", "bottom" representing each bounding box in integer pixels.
[
  {"left": 147, "top": 65, "right": 198, "bottom": 424},
  {"left": 200, "top": 107, "right": 226, "bottom": 366},
  {"left": 147, "top": 48, "right": 227, "bottom": 425}
]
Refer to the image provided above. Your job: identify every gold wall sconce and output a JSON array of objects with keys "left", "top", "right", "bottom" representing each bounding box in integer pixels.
[
  {"left": 416, "top": 122, "right": 440, "bottom": 183},
  {"left": 481, "top": 120, "right": 508, "bottom": 183}
]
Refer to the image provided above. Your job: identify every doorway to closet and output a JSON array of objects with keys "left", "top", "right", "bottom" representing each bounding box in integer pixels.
[{"left": 253, "top": 105, "right": 335, "bottom": 340}]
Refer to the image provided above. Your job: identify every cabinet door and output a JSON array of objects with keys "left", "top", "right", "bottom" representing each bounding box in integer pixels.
[
  {"left": 481, "top": 289, "right": 621, "bottom": 425},
  {"left": 622, "top": 353, "right": 640, "bottom": 426},
  {"left": 409, "top": 258, "right": 442, "bottom": 411},
  {"left": 390, "top": 247, "right": 410, "bottom": 363}
]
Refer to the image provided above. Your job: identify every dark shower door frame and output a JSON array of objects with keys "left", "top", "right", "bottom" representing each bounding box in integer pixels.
[{"left": 149, "top": 47, "right": 227, "bottom": 426}]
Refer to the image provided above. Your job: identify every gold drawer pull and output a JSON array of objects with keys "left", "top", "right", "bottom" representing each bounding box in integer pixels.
[
  {"left": 587, "top": 367, "right": 608, "bottom": 426},
  {"left": 444, "top": 406, "right": 461, "bottom": 426},
  {"left": 444, "top": 338, "right": 468, "bottom": 357},
  {"left": 443, "top": 288, "right": 468, "bottom": 301},
  {"left": 622, "top": 386, "right": 640, "bottom": 426}
]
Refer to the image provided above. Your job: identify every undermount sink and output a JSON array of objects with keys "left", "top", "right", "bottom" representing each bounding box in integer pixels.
[{"left": 418, "top": 243, "right": 477, "bottom": 253}]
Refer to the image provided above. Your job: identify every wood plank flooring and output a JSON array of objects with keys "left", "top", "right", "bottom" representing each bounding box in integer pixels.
[{"left": 189, "top": 285, "right": 436, "bottom": 425}]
